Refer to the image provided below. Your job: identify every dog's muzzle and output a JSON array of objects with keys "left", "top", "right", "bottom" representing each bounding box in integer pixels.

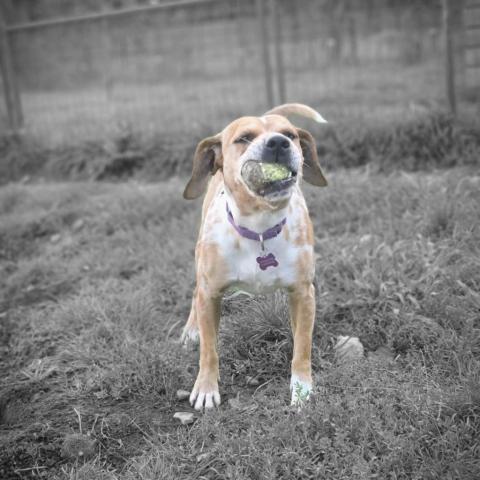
[{"left": 241, "top": 135, "right": 298, "bottom": 197}]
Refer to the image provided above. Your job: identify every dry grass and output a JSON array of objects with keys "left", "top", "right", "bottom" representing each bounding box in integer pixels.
[{"left": 1, "top": 166, "right": 480, "bottom": 479}]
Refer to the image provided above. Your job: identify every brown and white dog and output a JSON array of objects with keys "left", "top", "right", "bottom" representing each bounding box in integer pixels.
[{"left": 182, "top": 103, "right": 328, "bottom": 410}]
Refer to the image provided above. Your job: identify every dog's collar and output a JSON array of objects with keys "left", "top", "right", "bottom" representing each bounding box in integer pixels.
[{"left": 226, "top": 202, "right": 286, "bottom": 249}]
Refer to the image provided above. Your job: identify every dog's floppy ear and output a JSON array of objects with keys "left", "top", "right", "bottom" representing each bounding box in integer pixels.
[
  {"left": 297, "top": 128, "right": 327, "bottom": 187},
  {"left": 183, "top": 134, "right": 222, "bottom": 200}
]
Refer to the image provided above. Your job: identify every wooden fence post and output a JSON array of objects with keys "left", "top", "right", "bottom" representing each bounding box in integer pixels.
[
  {"left": 256, "top": 0, "right": 274, "bottom": 109},
  {"left": 0, "top": 5, "right": 23, "bottom": 132},
  {"left": 270, "top": 0, "right": 286, "bottom": 104},
  {"left": 442, "top": 0, "right": 457, "bottom": 115},
  {"left": 347, "top": 0, "right": 358, "bottom": 64}
]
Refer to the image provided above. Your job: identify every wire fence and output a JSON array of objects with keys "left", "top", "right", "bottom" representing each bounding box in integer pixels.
[{"left": 0, "top": 0, "right": 478, "bottom": 146}]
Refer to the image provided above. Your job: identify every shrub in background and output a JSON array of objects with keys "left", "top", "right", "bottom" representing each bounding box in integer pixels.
[
  {"left": 319, "top": 111, "right": 480, "bottom": 172},
  {"left": 1, "top": 111, "right": 479, "bottom": 183}
]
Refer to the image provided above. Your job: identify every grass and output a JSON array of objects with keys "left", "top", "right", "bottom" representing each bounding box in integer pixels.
[
  {"left": 1, "top": 162, "right": 479, "bottom": 479},
  {"left": 2, "top": 111, "right": 480, "bottom": 186}
]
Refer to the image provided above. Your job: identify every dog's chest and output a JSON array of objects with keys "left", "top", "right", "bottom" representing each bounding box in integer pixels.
[
  {"left": 203, "top": 195, "right": 311, "bottom": 295},
  {"left": 223, "top": 232, "right": 300, "bottom": 294}
]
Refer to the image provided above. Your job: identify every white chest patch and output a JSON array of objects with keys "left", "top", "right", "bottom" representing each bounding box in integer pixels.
[{"left": 201, "top": 186, "right": 313, "bottom": 296}]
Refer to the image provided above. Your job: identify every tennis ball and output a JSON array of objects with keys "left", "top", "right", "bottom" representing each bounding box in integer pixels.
[
  {"left": 260, "top": 163, "right": 291, "bottom": 182},
  {"left": 241, "top": 160, "right": 292, "bottom": 192}
]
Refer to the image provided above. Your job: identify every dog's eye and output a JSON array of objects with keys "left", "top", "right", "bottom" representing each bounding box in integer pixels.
[
  {"left": 234, "top": 133, "right": 255, "bottom": 144},
  {"left": 282, "top": 131, "right": 297, "bottom": 140}
]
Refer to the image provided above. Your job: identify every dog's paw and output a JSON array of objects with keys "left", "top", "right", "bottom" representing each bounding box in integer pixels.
[
  {"left": 181, "top": 326, "right": 199, "bottom": 348},
  {"left": 189, "top": 378, "right": 221, "bottom": 411},
  {"left": 290, "top": 375, "right": 312, "bottom": 406}
]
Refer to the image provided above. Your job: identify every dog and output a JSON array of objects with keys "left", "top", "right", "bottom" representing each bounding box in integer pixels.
[{"left": 182, "top": 103, "right": 328, "bottom": 410}]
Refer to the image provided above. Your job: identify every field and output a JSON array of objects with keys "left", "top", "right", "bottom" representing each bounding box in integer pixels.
[
  {"left": 1, "top": 1, "right": 479, "bottom": 478},
  {"left": 1, "top": 159, "right": 480, "bottom": 479}
]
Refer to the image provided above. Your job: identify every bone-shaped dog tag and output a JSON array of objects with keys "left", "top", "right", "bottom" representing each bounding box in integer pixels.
[{"left": 256, "top": 253, "right": 278, "bottom": 270}]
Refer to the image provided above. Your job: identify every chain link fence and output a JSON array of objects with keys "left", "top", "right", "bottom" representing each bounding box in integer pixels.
[{"left": 0, "top": 0, "right": 477, "bottom": 146}]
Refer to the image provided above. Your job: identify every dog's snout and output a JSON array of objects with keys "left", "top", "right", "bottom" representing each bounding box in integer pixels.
[
  {"left": 266, "top": 135, "right": 290, "bottom": 152},
  {"left": 263, "top": 134, "right": 291, "bottom": 164}
]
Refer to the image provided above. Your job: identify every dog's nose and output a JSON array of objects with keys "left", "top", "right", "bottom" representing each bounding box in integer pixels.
[
  {"left": 263, "top": 135, "right": 290, "bottom": 164},
  {"left": 266, "top": 135, "right": 290, "bottom": 152}
]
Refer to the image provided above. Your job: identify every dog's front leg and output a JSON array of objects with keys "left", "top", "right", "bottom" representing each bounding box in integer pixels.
[
  {"left": 189, "top": 286, "right": 221, "bottom": 410},
  {"left": 289, "top": 282, "right": 315, "bottom": 405}
]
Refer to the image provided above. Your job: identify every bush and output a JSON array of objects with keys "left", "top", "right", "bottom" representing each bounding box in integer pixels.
[
  {"left": 319, "top": 112, "right": 480, "bottom": 172},
  {"left": 1, "top": 112, "right": 479, "bottom": 184}
]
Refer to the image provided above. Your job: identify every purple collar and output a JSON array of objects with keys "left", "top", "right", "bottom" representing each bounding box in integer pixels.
[{"left": 226, "top": 202, "right": 286, "bottom": 247}]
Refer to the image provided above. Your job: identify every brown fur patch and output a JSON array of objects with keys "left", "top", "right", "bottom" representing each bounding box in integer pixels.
[
  {"left": 296, "top": 248, "right": 315, "bottom": 284},
  {"left": 196, "top": 242, "right": 230, "bottom": 296},
  {"left": 293, "top": 211, "right": 314, "bottom": 247}
]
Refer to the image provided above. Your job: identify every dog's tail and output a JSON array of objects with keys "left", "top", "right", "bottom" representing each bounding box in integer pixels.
[{"left": 264, "top": 103, "right": 327, "bottom": 124}]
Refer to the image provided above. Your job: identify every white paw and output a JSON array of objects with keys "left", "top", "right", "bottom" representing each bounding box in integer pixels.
[
  {"left": 290, "top": 375, "right": 312, "bottom": 406},
  {"left": 189, "top": 386, "right": 221, "bottom": 411},
  {"left": 181, "top": 326, "right": 199, "bottom": 346}
]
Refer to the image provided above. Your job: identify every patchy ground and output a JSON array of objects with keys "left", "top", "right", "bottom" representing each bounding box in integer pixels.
[{"left": 1, "top": 167, "right": 479, "bottom": 479}]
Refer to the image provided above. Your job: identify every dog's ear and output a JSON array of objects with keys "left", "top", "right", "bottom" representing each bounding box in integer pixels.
[
  {"left": 297, "top": 128, "right": 327, "bottom": 187},
  {"left": 264, "top": 103, "right": 327, "bottom": 124},
  {"left": 183, "top": 135, "right": 222, "bottom": 199}
]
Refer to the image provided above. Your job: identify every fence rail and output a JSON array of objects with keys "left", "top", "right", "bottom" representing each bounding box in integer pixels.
[{"left": 4, "top": 0, "right": 219, "bottom": 32}]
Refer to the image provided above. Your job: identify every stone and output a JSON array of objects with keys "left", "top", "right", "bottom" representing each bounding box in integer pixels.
[
  {"left": 369, "top": 345, "right": 395, "bottom": 363},
  {"left": 228, "top": 397, "right": 242, "bottom": 409},
  {"left": 334, "top": 336, "right": 364, "bottom": 363},
  {"left": 176, "top": 389, "right": 190, "bottom": 401},
  {"left": 50, "top": 233, "right": 61, "bottom": 244},
  {"left": 72, "top": 218, "right": 85, "bottom": 231},
  {"left": 173, "top": 411, "right": 195, "bottom": 425},
  {"left": 61, "top": 433, "right": 96, "bottom": 459}
]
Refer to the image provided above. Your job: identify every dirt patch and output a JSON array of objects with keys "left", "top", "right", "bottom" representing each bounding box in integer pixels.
[
  {"left": 0, "top": 218, "right": 57, "bottom": 263},
  {"left": 2, "top": 277, "right": 76, "bottom": 312},
  {"left": 0, "top": 375, "right": 185, "bottom": 479},
  {"left": 0, "top": 381, "right": 63, "bottom": 479}
]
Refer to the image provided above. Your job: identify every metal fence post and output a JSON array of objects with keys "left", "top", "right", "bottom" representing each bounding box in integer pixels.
[
  {"left": 442, "top": 0, "right": 456, "bottom": 115},
  {"left": 0, "top": 4, "right": 23, "bottom": 132},
  {"left": 256, "top": 0, "right": 274, "bottom": 109}
]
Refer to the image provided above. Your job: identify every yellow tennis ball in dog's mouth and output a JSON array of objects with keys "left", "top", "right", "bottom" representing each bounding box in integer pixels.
[
  {"left": 241, "top": 160, "right": 294, "bottom": 193},
  {"left": 260, "top": 163, "right": 291, "bottom": 182}
]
